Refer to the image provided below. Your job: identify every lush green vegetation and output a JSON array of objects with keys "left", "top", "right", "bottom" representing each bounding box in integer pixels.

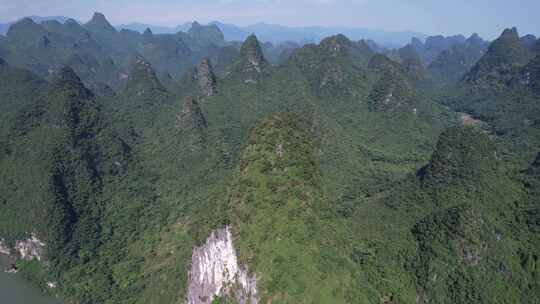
[{"left": 0, "top": 17, "right": 539, "bottom": 304}]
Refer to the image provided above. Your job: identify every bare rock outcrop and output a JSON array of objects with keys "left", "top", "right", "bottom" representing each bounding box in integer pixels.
[
  {"left": 197, "top": 58, "right": 217, "bottom": 97},
  {"left": 0, "top": 234, "right": 46, "bottom": 261},
  {"left": 84, "top": 12, "right": 117, "bottom": 33},
  {"left": 177, "top": 96, "right": 207, "bottom": 130},
  {"left": 187, "top": 227, "right": 258, "bottom": 304},
  {"left": 16, "top": 234, "right": 46, "bottom": 261},
  {"left": 0, "top": 239, "right": 10, "bottom": 255}
]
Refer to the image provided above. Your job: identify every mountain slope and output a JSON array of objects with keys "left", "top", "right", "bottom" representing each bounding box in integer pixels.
[
  {"left": 0, "top": 12, "right": 236, "bottom": 91},
  {"left": 227, "top": 113, "right": 353, "bottom": 303},
  {"left": 2, "top": 19, "right": 540, "bottom": 304},
  {"left": 407, "top": 127, "right": 538, "bottom": 304},
  {"left": 1, "top": 16, "right": 120, "bottom": 90},
  {"left": 0, "top": 66, "right": 128, "bottom": 269},
  {"left": 428, "top": 33, "right": 489, "bottom": 83},
  {"left": 463, "top": 28, "right": 530, "bottom": 90}
]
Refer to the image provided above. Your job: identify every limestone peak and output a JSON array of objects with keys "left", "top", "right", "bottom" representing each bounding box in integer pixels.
[
  {"left": 197, "top": 58, "right": 217, "bottom": 97},
  {"left": 240, "top": 34, "right": 267, "bottom": 72},
  {"left": 85, "top": 12, "right": 116, "bottom": 33},
  {"left": 320, "top": 34, "right": 351, "bottom": 56},
  {"left": 500, "top": 27, "right": 519, "bottom": 41},
  {"left": 124, "top": 56, "right": 166, "bottom": 96},
  {"left": 420, "top": 127, "right": 499, "bottom": 185}
]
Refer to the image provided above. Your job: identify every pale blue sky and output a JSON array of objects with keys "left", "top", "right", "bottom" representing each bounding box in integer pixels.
[{"left": 1, "top": 0, "right": 538, "bottom": 39}]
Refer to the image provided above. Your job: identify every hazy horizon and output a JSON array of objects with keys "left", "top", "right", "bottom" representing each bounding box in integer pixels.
[{"left": 1, "top": 0, "right": 539, "bottom": 40}]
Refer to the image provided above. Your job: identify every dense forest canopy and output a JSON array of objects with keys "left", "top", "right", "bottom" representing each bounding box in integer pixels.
[{"left": 0, "top": 12, "right": 539, "bottom": 304}]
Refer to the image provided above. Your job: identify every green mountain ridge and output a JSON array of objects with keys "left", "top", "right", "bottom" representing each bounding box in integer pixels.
[
  {"left": 0, "top": 12, "right": 238, "bottom": 92},
  {"left": 0, "top": 17, "right": 539, "bottom": 304},
  {"left": 463, "top": 27, "right": 531, "bottom": 90}
]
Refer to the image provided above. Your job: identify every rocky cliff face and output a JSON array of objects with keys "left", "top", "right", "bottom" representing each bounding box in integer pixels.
[
  {"left": 197, "top": 58, "right": 217, "bottom": 97},
  {"left": 187, "top": 227, "right": 258, "bottom": 304},
  {"left": 15, "top": 234, "right": 45, "bottom": 261},
  {"left": 0, "top": 234, "right": 45, "bottom": 261},
  {"left": 239, "top": 34, "right": 267, "bottom": 75},
  {"left": 0, "top": 239, "right": 10, "bottom": 255}
]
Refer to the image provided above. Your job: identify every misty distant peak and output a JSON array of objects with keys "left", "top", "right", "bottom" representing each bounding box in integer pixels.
[
  {"left": 520, "top": 34, "right": 538, "bottom": 50},
  {"left": 411, "top": 37, "right": 424, "bottom": 48},
  {"left": 500, "top": 27, "right": 519, "bottom": 41},
  {"left": 467, "top": 33, "right": 483, "bottom": 43},
  {"left": 425, "top": 35, "right": 466, "bottom": 51},
  {"left": 368, "top": 53, "right": 400, "bottom": 72},
  {"left": 85, "top": 12, "right": 116, "bottom": 33},
  {"left": 41, "top": 19, "right": 62, "bottom": 27},
  {"left": 320, "top": 34, "right": 352, "bottom": 56},
  {"left": 90, "top": 12, "right": 107, "bottom": 23},
  {"left": 11, "top": 17, "right": 39, "bottom": 28},
  {"left": 64, "top": 18, "right": 79, "bottom": 26},
  {"left": 187, "top": 21, "right": 225, "bottom": 44},
  {"left": 6, "top": 17, "right": 48, "bottom": 43},
  {"left": 242, "top": 33, "right": 262, "bottom": 48},
  {"left": 321, "top": 34, "right": 350, "bottom": 45}
]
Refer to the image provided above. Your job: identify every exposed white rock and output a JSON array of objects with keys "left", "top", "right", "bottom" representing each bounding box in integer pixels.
[
  {"left": 0, "top": 239, "right": 11, "bottom": 255},
  {"left": 276, "top": 143, "right": 284, "bottom": 158},
  {"left": 384, "top": 92, "right": 393, "bottom": 105},
  {"left": 5, "top": 266, "right": 19, "bottom": 274},
  {"left": 187, "top": 227, "right": 258, "bottom": 304},
  {"left": 15, "top": 234, "right": 45, "bottom": 261}
]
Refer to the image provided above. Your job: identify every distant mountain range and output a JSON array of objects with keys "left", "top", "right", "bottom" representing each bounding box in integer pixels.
[
  {"left": 116, "top": 22, "right": 192, "bottom": 34},
  {"left": 120, "top": 21, "right": 427, "bottom": 47},
  {"left": 0, "top": 15, "right": 426, "bottom": 47},
  {"left": 0, "top": 16, "right": 71, "bottom": 35}
]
